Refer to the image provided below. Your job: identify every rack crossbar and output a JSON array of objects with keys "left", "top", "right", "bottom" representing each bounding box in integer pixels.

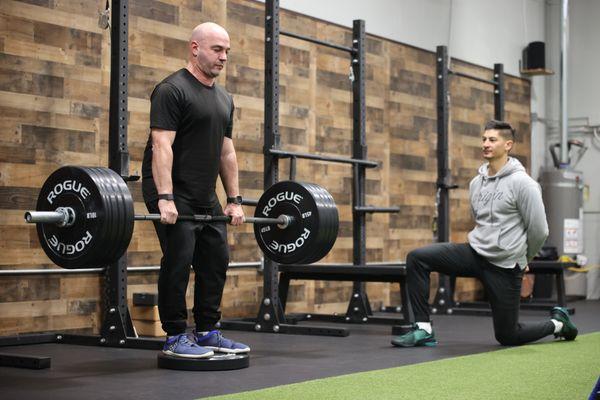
[
  {"left": 0, "top": 261, "right": 263, "bottom": 276},
  {"left": 280, "top": 30, "right": 354, "bottom": 53},
  {"left": 354, "top": 206, "right": 400, "bottom": 213},
  {"left": 269, "top": 149, "right": 379, "bottom": 168},
  {"left": 449, "top": 70, "right": 498, "bottom": 86}
]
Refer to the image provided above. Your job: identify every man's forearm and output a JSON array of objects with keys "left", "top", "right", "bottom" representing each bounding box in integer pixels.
[
  {"left": 527, "top": 225, "right": 549, "bottom": 261},
  {"left": 152, "top": 144, "right": 174, "bottom": 194},
  {"left": 520, "top": 184, "right": 550, "bottom": 262},
  {"left": 220, "top": 152, "right": 240, "bottom": 196}
]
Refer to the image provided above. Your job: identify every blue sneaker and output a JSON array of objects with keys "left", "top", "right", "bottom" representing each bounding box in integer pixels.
[
  {"left": 195, "top": 330, "right": 250, "bottom": 354},
  {"left": 163, "top": 333, "right": 214, "bottom": 358}
]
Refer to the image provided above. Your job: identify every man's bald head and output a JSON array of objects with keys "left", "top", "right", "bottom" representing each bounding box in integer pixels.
[
  {"left": 190, "top": 22, "right": 229, "bottom": 45},
  {"left": 187, "top": 22, "right": 230, "bottom": 85}
]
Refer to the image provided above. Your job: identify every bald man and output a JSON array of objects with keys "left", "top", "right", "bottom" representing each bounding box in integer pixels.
[{"left": 142, "top": 22, "right": 250, "bottom": 358}]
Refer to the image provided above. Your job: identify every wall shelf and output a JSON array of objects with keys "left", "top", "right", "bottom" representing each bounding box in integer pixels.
[{"left": 520, "top": 68, "right": 555, "bottom": 76}]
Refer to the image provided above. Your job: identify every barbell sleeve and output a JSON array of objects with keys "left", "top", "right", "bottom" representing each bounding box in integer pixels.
[
  {"left": 25, "top": 211, "right": 65, "bottom": 224},
  {"left": 25, "top": 208, "right": 76, "bottom": 227}
]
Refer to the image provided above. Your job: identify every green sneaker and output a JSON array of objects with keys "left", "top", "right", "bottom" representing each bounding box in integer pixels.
[
  {"left": 551, "top": 307, "right": 578, "bottom": 341},
  {"left": 391, "top": 326, "right": 437, "bottom": 347}
]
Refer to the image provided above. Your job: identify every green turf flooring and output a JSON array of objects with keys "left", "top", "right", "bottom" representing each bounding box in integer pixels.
[{"left": 206, "top": 332, "right": 600, "bottom": 400}]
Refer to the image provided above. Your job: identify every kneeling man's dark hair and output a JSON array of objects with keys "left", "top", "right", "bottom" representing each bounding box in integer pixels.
[{"left": 485, "top": 120, "right": 516, "bottom": 141}]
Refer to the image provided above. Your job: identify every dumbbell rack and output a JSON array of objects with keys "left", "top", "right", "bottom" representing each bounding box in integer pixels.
[
  {"left": 0, "top": 0, "right": 164, "bottom": 370},
  {"left": 219, "top": 0, "right": 411, "bottom": 337}
]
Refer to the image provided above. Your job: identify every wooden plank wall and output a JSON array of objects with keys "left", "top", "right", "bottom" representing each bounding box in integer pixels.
[{"left": 0, "top": 0, "right": 531, "bottom": 335}]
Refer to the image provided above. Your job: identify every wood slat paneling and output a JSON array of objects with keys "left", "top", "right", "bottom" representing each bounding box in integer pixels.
[{"left": 0, "top": 0, "right": 531, "bottom": 334}]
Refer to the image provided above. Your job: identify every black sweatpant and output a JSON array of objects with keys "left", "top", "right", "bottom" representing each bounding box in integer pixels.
[
  {"left": 407, "top": 242, "right": 555, "bottom": 346},
  {"left": 146, "top": 200, "right": 229, "bottom": 336}
]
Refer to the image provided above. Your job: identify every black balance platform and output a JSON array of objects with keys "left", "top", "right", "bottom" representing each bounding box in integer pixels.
[{"left": 157, "top": 352, "right": 249, "bottom": 371}]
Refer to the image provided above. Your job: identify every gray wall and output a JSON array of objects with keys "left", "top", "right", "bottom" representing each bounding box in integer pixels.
[
  {"left": 571, "top": 0, "right": 600, "bottom": 282},
  {"left": 275, "top": 0, "right": 548, "bottom": 175},
  {"left": 544, "top": 0, "right": 600, "bottom": 277},
  {"left": 277, "top": 0, "right": 545, "bottom": 76}
]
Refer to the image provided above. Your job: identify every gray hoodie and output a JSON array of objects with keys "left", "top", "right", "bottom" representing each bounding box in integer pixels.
[{"left": 468, "top": 157, "right": 549, "bottom": 269}]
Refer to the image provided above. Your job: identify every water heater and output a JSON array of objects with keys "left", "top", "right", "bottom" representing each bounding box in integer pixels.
[{"left": 539, "top": 167, "right": 584, "bottom": 256}]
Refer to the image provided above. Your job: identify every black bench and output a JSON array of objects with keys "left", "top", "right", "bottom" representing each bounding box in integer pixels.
[
  {"left": 278, "top": 263, "right": 411, "bottom": 325},
  {"left": 524, "top": 260, "right": 577, "bottom": 311},
  {"left": 452, "top": 261, "right": 577, "bottom": 316}
]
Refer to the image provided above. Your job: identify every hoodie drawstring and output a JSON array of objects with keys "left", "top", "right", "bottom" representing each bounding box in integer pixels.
[{"left": 490, "top": 178, "right": 501, "bottom": 226}]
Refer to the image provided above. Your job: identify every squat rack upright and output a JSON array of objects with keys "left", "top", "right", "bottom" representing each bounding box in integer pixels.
[
  {"left": 0, "top": 0, "right": 167, "bottom": 370},
  {"left": 431, "top": 45, "right": 575, "bottom": 316},
  {"left": 220, "top": 0, "right": 411, "bottom": 337},
  {"left": 431, "top": 45, "right": 505, "bottom": 316}
]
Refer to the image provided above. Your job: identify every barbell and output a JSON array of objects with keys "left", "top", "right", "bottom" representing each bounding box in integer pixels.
[{"left": 25, "top": 166, "right": 339, "bottom": 269}]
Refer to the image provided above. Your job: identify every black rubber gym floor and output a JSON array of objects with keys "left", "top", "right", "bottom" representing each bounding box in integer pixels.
[{"left": 1, "top": 300, "right": 598, "bottom": 400}]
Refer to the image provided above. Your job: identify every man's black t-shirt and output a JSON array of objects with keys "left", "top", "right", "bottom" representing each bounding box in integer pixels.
[{"left": 142, "top": 68, "right": 234, "bottom": 207}]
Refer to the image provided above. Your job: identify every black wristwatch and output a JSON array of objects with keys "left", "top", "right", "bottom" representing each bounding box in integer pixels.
[
  {"left": 158, "top": 193, "right": 174, "bottom": 201},
  {"left": 226, "top": 195, "right": 243, "bottom": 205}
]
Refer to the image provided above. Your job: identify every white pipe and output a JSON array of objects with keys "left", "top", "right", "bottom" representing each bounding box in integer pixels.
[{"left": 559, "top": 0, "right": 569, "bottom": 165}]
